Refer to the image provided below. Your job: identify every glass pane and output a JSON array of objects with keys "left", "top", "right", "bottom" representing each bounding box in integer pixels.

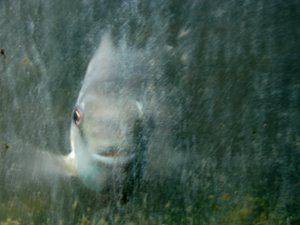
[{"left": 0, "top": 1, "right": 299, "bottom": 224}]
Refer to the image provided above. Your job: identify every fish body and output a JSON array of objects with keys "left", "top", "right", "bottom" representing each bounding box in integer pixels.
[{"left": 65, "top": 33, "right": 145, "bottom": 191}]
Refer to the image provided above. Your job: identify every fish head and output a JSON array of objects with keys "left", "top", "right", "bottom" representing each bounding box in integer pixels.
[{"left": 69, "top": 33, "right": 144, "bottom": 191}]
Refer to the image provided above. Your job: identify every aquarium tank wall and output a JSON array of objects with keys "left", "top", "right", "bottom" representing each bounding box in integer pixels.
[{"left": 0, "top": 0, "right": 299, "bottom": 224}]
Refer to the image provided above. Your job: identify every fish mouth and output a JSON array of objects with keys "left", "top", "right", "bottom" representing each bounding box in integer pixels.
[{"left": 91, "top": 148, "right": 135, "bottom": 168}]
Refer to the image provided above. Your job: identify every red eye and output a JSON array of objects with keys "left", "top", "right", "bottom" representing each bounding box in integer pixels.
[{"left": 73, "top": 109, "right": 81, "bottom": 125}]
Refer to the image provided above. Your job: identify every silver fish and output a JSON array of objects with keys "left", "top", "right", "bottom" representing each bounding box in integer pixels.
[{"left": 62, "top": 32, "right": 145, "bottom": 191}]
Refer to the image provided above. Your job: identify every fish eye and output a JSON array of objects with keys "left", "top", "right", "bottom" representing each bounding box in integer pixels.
[{"left": 73, "top": 109, "right": 81, "bottom": 126}]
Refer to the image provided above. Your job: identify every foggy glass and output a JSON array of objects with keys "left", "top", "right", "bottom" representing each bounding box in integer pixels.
[{"left": 0, "top": 0, "right": 299, "bottom": 224}]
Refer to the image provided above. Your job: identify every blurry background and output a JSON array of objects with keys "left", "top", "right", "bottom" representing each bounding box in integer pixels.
[{"left": 0, "top": 0, "right": 299, "bottom": 224}]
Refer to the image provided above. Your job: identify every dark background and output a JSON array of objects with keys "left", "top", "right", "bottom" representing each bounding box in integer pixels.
[{"left": 0, "top": 0, "right": 299, "bottom": 224}]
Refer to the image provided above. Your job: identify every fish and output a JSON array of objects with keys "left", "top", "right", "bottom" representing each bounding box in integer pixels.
[{"left": 61, "top": 32, "right": 146, "bottom": 192}]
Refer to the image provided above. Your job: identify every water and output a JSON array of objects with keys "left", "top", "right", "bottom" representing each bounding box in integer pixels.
[{"left": 0, "top": 0, "right": 299, "bottom": 224}]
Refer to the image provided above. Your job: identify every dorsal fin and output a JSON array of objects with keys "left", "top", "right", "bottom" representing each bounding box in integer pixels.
[{"left": 85, "top": 31, "right": 115, "bottom": 82}]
